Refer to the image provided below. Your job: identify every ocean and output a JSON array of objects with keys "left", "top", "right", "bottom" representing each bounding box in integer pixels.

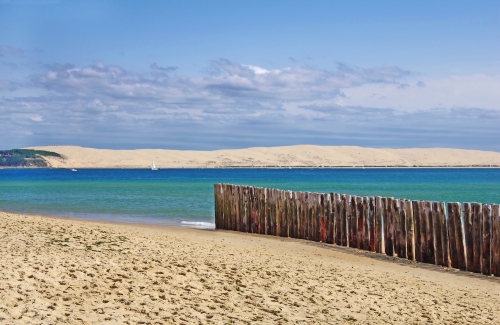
[{"left": 1, "top": 168, "right": 499, "bottom": 229}]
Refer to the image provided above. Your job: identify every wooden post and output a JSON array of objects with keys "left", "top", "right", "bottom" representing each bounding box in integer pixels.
[
  {"left": 425, "top": 201, "right": 435, "bottom": 264},
  {"left": 382, "top": 197, "right": 389, "bottom": 254},
  {"left": 386, "top": 198, "right": 394, "bottom": 257},
  {"left": 363, "top": 197, "right": 370, "bottom": 251},
  {"left": 375, "top": 196, "right": 384, "bottom": 254},
  {"left": 316, "top": 193, "right": 322, "bottom": 242},
  {"left": 349, "top": 196, "right": 357, "bottom": 248},
  {"left": 287, "top": 191, "right": 293, "bottom": 238},
  {"left": 453, "top": 203, "right": 466, "bottom": 270},
  {"left": 393, "top": 199, "right": 400, "bottom": 257},
  {"left": 398, "top": 199, "right": 407, "bottom": 259},
  {"left": 393, "top": 199, "right": 401, "bottom": 257},
  {"left": 492, "top": 204, "right": 500, "bottom": 277},
  {"left": 293, "top": 191, "right": 300, "bottom": 239},
  {"left": 447, "top": 202, "right": 458, "bottom": 268},
  {"left": 235, "top": 185, "right": 239, "bottom": 231},
  {"left": 298, "top": 192, "right": 304, "bottom": 239},
  {"left": 419, "top": 201, "right": 429, "bottom": 263},
  {"left": 405, "top": 200, "right": 415, "bottom": 261},
  {"left": 260, "top": 187, "right": 266, "bottom": 234},
  {"left": 482, "top": 204, "right": 492, "bottom": 275},
  {"left": 356, "top": 196, "right": 363, "bottom": 249},
  {"left": 438, "top": 202, "right": 450, "bottom": 267},
  {"left": 342, "top": 195, "right": 349, "bottom": 247},
  {"left": 471, "top": 203, "right": 482, "bottom": 273},
  {"left": 413, "top": 201, "right": 422, "bottom": 262},
  {"left": 433, "top": 202, "right": 443, "bottom": 266},
  {"left": 463, "top": 203, "right": 473, "bottom": 271},
  {"left": 335, "top": 194, "right": 342, "bottom": 245},
  {"left": 326, "top": 193, "right": 334, "bottom": 244},
  {"left": 369, "top": 197, "right": 376, "bottom": 252}
]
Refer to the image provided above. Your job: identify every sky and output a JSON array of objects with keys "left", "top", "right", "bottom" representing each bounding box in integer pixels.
[{"left": 1, "top": 0, "right": 500, "bottom": 150}]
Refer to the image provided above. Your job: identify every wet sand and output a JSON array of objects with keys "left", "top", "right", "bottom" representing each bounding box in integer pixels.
[{"left": 0, "top": 211, "right": 499, "bottom": 324}]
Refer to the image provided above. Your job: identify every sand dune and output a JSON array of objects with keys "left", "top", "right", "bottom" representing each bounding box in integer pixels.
[
  {"left": 0, "top": 212, "right": 498, "bottom": 324},
  {"left": 28, "top": 145, "right": 500, "bottom": 168}
]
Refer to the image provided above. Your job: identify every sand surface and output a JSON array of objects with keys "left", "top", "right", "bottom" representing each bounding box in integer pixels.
[
  {"left": 1, "top": 212, "right": 499, "bottom": 324},
  {"left": 27, "top": 145, "right": 500, "bottom": 168}
]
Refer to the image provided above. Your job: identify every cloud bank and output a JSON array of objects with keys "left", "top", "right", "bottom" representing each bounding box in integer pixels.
[{"left": 1, "top": 55, "right": 500, "bottom": 150}]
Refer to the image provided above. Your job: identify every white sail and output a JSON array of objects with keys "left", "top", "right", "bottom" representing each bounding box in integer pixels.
[{"left": 151, "top": 160, "right": 158, "bottom": 170}]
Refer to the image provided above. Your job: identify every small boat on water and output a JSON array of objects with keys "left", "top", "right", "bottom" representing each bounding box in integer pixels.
[
  {"left": 71, "top": 169, "right": 77, "bottom": 172},
  {"left": 151, "top": 160, "right": 158, "bottom": 170}
]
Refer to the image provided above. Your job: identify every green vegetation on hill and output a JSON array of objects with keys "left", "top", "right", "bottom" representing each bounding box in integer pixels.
[{"left": 0, "top": 149, "right": 62, "bottom": 167}]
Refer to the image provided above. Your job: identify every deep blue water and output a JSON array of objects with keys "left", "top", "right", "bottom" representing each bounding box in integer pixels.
[{"left": 0, "top": 168, "right": 499, "bottom": 228}]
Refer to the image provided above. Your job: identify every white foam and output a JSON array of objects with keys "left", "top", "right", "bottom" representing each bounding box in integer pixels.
[{"left": 180, "top": 221, "right": 215, "bottom": 229}]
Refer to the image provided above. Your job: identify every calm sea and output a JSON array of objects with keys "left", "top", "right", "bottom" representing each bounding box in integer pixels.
[{"left": 1, "top": 168, "right": 499, "bottom": 229}]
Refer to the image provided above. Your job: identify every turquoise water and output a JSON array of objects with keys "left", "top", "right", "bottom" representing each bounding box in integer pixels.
[{"left": 0, "top": 168, "right": 499, "bottom": 229}]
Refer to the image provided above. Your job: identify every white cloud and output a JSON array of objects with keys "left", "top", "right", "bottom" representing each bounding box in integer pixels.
[{"left": 1, "top": 59, "right": 499, "bottom": 150}]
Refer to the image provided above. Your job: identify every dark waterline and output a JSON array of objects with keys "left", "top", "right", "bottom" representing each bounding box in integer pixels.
[{"left": 1, "top": 168, "right": 499, "bottom": 229}]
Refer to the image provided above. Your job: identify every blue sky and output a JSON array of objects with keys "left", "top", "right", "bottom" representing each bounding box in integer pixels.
[{"left": 1, "top": 0, "right": 500, "bottom": 150}]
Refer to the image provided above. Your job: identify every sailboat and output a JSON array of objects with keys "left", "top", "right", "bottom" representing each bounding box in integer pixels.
[{"left": 151, "top": 160, "right": 158, "bottom": 170}]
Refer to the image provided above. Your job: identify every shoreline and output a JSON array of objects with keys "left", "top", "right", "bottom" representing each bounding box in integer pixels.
[
  {"left": 1, "top": 211, "right": 499, "bottom": 324},
  {"left": 0, "top": 209, "right": 216, "bottom": 230},
  {"left": 24, "top": 145, "right": 500, "bottom": 169},
  {"left": 3, "top": 166, "right": 500, "bottom": 169}
]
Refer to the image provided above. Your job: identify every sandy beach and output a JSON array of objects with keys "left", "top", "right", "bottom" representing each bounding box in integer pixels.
[
  {"left": 28, "top": 145, "right": 500, "bottom": 168},
  {"left": 0, "top": 211, "right": 498, "bottom": 324}
]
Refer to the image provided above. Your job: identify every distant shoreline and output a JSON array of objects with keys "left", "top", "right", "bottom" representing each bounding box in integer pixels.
[
  {"left": 2, "top": 166, "right": 500, "bottom": 169},
  {"left": 23, "top": 145, "right": 500, "bottom": 169}
]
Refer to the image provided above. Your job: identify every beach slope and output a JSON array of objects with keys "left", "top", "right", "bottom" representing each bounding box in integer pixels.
[
  {"left": 28, "top": 145, "right": 500, "bottom": 168},
  {"left": 0, "top": 212, "right": 498, "bottom": 324}
]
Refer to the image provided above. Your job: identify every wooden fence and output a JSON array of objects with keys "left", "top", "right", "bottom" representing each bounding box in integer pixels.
[{"left": 214, "top": 184, "right": 500, "bottom": 277}]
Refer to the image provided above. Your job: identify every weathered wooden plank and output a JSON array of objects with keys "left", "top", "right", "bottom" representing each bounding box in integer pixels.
[
  {"left": 214, "top": 184, "right": 218, "bottom": 229},
  {"left": 419, "top": 200, "right": 429, "bottom": 263},
  {"left": 259, "top": 187, "right": 266, "bottom": 234},
  {"left": 398, "top": 199, "right": 407, "bottom": 259},
  {"left": 335, "top": 193, "right": 342, "bottom": 246},
  {"left": 349, "top": 196, "right": 357, "bottom": 248},
  {"left": 382, "top": 197, "right": 389, "bottom": 254},
  {"left": 393, "top": 199, "right": 401, "bottom": 257},
  {"left": 492, "top": 204, "right": 500, "bottom": 277},
  {"left": 438, "top": 202, "right": 450, "bottom": 267},
  {"left": 433, "top": 202, "right": 443, "bottom": 266},
  {"left": 292, "top": 191, "right": 298, "bottom": 238},
  {"left": 463, "top": 203, "right": 473, "bottom": 271},
  {"left": 315, "top": 193, "right": 322, "bottom": 242},
  {"left": 319, "top": 194, "right": 326, "bottom": 242},
  {"left": 326, "top": 193, "right": 334, "bottom": 244},
  {"left": 413, "top": 201, "right": 422, "bottom": 262},
  {"left": 356, "top": 196, "right": 363, "bottom": 249},
  {"left": 369, "top": 197, "right": 376, "bottom": 252},
  {"left": 341, "top": 195, "right": 349, "bottom": 247},
  {"left": 375, "top": 196, "right": 384, "bottom": 254},
  {"left": 425, "top": 201, "right": 436, "bottom": 264},
  {"left": 405, "top": 200, "right": 415, "bottom": 261},
  {"left": 363, "top": 197, "right": 370, "bottom": 251},
  {"left": 305, "top": 192, "right": 313, "bottom": 240},
  {"left": 482, "top": 204, "right": 492, "bottom": 275},
  {"left": 471, "top": 203, "right": 482, "bottom": 273},
  {"left": 453, "top": 203, "right": 467, "bottom": 270},
  {"left": 447, "top": 202, "right": 458, "bottom": 268},
  {"left": 386, "top": 197, "right": 394, "bottom": 257},
  {"left": 393, "top": 199, "right": 400, "bottom": 256},
  {"left": 287, "top": 191, "right": 293, "bottom": 237},
  {"left": 312, "top": 192, "right": 317, "bottom": 241},
  {"left": 301, "top": 192, "right": 307, "bottom": 239}
]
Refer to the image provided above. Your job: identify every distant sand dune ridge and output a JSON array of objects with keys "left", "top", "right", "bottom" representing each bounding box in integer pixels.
[{"left": 27, "top": 145, "right": 500, "bottom": 168}]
